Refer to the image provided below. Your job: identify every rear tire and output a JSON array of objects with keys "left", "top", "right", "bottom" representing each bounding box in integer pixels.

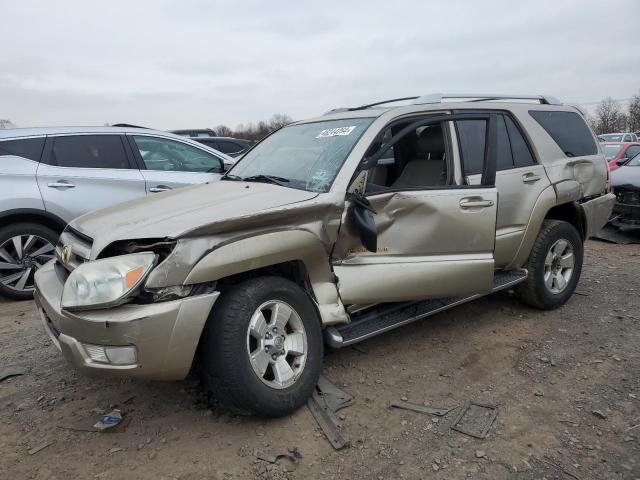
[
  {"left": 0, "top": 223, "right": 58, "bottom": 300},
  {"left": 515, "top": 220, "right": 583, "bottom": 310},
  {"left": 199, "top": 276, "right": 323, "bottom": 417}
]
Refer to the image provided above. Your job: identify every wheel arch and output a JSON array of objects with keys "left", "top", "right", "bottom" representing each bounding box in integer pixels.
[
  {"left": 0, "top": 208, "right": 67, "bottom": 235},
  {"left": 184, "top": 229, "right": 348, "bottom": 325}
]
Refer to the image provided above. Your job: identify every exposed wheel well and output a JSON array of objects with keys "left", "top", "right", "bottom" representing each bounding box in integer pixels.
[
  {"left": 215, "top": 260, "right": 314, "bottom": 298},
  {"left": 0, "top": 210, "right": 66, "bottom": 235},
  {"left": 544, "top": 202, "right": 585, "bottom": 240}
]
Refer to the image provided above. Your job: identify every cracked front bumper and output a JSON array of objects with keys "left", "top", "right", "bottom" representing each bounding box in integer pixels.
[{"left": 34, "top": 260, "right": 219, "bottom": 380}]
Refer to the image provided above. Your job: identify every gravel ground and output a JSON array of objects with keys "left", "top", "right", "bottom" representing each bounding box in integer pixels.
[{"left": 1, "top": 240, "right": 639, "bottom": 480}]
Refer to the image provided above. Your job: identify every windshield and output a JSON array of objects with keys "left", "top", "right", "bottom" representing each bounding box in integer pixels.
[
  {"left": 603, "top": 144, "right": 622, "bottom": 160},
  {"left": 601, "top": 134, "right": 624, "bottom": 142},
  {"left": 627, "top": 152, "right": 640, "bottom": 166},
  {"left": 228, "top": 118, "right": 374, "bottom": 192}
]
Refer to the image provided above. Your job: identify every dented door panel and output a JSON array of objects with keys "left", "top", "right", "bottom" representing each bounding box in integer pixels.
[{"left": 333, "top": 187, "right": 498, "bottom": 304}]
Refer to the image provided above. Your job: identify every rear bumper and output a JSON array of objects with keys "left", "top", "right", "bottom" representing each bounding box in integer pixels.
[
  {"left": 34, "top": 260, "right": 219, "bottom": 380},
  {"left": 581, "top": 192, "right": 616, "bottom": 238}
]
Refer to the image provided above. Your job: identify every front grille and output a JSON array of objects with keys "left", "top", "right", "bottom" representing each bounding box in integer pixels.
[{"left": 56, "top": 227, "right": 94, "bottom": 272}]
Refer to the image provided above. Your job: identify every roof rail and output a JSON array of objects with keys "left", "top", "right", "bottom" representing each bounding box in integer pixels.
[
  {"left": 413, "top": 93, "right": 562, "bottom": 105},
  {"left": 324, "top": 97, "right": 420, "bottom": 115}
]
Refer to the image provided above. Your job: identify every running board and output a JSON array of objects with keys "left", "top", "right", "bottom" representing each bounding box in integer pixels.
[{"left": 325, "top": 270, "right": 527, "bottom": 348}]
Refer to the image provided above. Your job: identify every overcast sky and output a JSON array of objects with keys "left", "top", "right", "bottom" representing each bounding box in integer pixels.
[{"left": 2, "top": 0, "right": 639, "bottom": 130}]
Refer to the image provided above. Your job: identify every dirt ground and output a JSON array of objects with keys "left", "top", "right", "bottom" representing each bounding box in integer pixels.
[{"left": 1, "top": 240, "right": 639, "bottom": 480}]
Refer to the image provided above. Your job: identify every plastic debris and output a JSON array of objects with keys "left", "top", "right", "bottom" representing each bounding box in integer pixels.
[{"left": 93, "top": 409, "right": 123, "bottom": 431}]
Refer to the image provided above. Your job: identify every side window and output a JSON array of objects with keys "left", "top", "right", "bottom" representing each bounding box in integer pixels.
[
  {"left": 365, "top": 122, "right": 449, "bottom": 192},
  {"left": 0, "top": 137, "right": 45, "bottom": 161},
  {"left": 504, "top": 116, "right": 535, "bottom": 167},
  {"left": 49, "top": 135, "right": 129, "bottom": 169},
  {"left": 529, "top": 110, "right": 597, "bottom": 157},
  {"left": 217, "top": 140, "right": 245, "bottom": 154},
  {"left": 456, "top": 120, "right": 486, "bottom": 175},
  {"left": 625, "top": 145, "right": 640, "bottom": 159},
  {"left": 132, "top": 136, "right": 223, "bottom": 173}
]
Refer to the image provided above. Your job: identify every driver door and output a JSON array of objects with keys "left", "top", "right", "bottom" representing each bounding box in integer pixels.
[
  {"left": 332, "top": 113, "right": 499, "bottom": 305},
  {"left": 126, "top": 134, "right": 224, "bottom": 193}
]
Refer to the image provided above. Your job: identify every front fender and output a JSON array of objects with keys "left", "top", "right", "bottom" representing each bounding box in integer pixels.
[{"left": 184, "top": 229, "right": 348, "bottom": 325}]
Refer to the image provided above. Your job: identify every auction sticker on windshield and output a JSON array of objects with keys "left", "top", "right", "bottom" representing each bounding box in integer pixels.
[{"left": 316, "top": 126, "right": 357, "bottom": 138}]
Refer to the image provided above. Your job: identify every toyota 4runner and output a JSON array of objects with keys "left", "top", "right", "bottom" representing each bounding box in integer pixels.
[{"left": 35, "top": 94, "right": 615, "bottom": 417}]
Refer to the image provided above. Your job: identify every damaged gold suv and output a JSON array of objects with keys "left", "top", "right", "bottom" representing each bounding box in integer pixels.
[{"left": 35, "top": 94, "right": 615, "bottom": 416}]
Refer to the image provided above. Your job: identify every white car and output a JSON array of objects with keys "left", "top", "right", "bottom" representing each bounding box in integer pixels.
[{"left": 0, "top": 126, "right": 232, "bottom": 299}]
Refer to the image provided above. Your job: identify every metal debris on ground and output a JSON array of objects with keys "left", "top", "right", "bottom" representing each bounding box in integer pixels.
[
  {"left": 450, "top": 400, "right": 499, "bottom": 439},
  {"left": 255, "top": 447, "right": 302, "bottom": 464},
  {"left": 307, "top": 376, "right": 353, "bottom": 450},
  {"left": 389, "top": 400, "right": 457, "bottom": 416},
  {"left": 27, "top": 441, "right": 54, "bottom": 455},
  {"left": 0, "top": 366, "right": 27, "bottom": 382},
  {"left": 93, "top": 408, "right": 123, "bottom": 431},
  {"left": 593, "top": 224, "right": 640, "bottom": 244}
]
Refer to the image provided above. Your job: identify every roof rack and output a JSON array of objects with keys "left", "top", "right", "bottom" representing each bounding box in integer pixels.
[{"left": 413, "top": 93, "right": 562, "bottom": 105}]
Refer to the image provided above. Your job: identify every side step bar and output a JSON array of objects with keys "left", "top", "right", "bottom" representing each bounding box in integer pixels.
[{"left": 324, "top": 270, "right": 527, "bottom": 348}]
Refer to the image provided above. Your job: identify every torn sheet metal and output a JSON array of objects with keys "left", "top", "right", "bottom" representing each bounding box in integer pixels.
[
  {"left": 0, "top": 366, "right": 27, "bottom": 382},
  {"left": 307, "top": 376, "right": 353, "bottom": 450},
  {"left": 389, "top": 400, "right": 457, "bottom": 416},
  {"left": 594, "top": 224, "right": 640, "bottom": 244},
  {"left": 450, "top": 400, "right": 499, "bottom": 439}
]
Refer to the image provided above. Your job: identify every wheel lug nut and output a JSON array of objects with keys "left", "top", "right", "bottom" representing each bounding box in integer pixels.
[{"left": 271, "top": 354, "right": 277, "bottom": 360}]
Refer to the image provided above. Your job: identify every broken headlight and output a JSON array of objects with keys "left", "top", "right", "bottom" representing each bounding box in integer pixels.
[{"left": 62, "top": 253, "right": 157, "bottom": 311}]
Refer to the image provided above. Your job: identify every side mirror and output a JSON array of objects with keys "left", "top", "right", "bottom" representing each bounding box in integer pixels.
[
  {"left": 347, "top": 192, "right": 377, "bottom": 252},
  {"left": 617, "top": 158, "right": 628, "bottom": 166}
]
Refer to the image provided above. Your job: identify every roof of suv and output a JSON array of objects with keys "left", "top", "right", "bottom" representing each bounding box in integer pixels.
[{"left": 0, "top": 126, "right": 186, "bottom": 140}]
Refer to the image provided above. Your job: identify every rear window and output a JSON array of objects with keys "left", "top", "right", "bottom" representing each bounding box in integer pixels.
[
  {"left": 602, "top": 144, "right": 622, "bottom": 160},
  {"left": 0, "top": 137, "right": 45, "bottom": 161},
  {"left": 529, "top": 110, "right": 597, "bottom": 157},
  {"left": 49, "top": 135, "right": 129, "bottom": 169}
]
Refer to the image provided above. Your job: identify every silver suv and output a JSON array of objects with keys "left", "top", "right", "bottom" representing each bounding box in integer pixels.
[
  {"left": 0, "top": 126, "right": 231, "bottom": 299},
  {"left": 35, "top": 94, "right": 615, "bottom": 416}
]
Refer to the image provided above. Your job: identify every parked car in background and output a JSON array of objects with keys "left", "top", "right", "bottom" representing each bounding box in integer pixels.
[
  {"left": 191, "top": 136, "right": 253, "bottom": 159},
  {"left": 610, "top": 152, "right": 640, "bottom": 231},
  {"left": 35, "top": 93, "right": 613, "bottom": 416},
  {"left": 0, "top": 126, "right": 231, "bottom": 299},
  {"left": 601, "top": 142, "right": 640, "bottom": 171},
  {"left": 598, "top": 132, "right": 638, "bottom": 142},
  {"left": 170, "top": 128, "right": 217, "bottom": 138}
]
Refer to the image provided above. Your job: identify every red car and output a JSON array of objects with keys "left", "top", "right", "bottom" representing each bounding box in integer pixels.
[{"left": 602, "top": 142, "right": 640, "bottom": 171}]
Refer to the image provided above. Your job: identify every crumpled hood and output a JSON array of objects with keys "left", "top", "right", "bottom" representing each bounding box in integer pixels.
[{"left": 70, "top": 181, "right": 319, "bottom": 255}]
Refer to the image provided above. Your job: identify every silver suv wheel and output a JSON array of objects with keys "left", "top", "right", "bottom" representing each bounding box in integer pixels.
[
  {"left": 0, "top": 235, "right": 55, "bottom": 294},
  {"left": 543, "top": 238, "right": 574, "bottom": 294},
  {"left": 246, "top": 300, "right": 308, "bottom": 389}
]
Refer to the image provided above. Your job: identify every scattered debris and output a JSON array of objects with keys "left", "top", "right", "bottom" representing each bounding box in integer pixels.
[
  {"left": 254, "top": 448, "right": 302, "bottom": 464},
  {"left": 594, "top": 224, "right": 640, "bottom": 245},
  {"left": 58, "top": 415, "right": 131, "bottom": 433},
  {"left": 540, "top": 456, "right": 582, "bottom": 480},
  {"left": 28, "top": 441, "right": 54, "bottom": 455},
  {"left": 389, "top": 400, "right": 457, "bottom": 416},
  {"left": 475, "top": 449, "right": 486, "bottom": 458},
  {"left": 0, "top": 366, "right": 27, "bottom": 383},
  {"left": 93, "top": 409, "right": 123, "bottom": 431},
  {"left": 307, "top": 376, "right": 353, "bottom": 450},
  {"left": 591, "top": 409, "right": 607, "bottom": 419},
  {"left": 450, "top": 401, "right": 499, "bottom": 439}
]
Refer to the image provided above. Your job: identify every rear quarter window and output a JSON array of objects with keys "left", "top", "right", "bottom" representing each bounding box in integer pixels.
[
  {"left": 529, "top": 110, "right": 597, "bottom": 157},
  {"left": 0, "top": 137, "right": 46, "bottom": 161}
]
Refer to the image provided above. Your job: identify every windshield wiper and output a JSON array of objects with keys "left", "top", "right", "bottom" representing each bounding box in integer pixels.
[
  {"left": 220, "top": 174, "right": 243, "bottom": 181},
  {"left": 242, "top": 174, "right": 290, "bottom": 186}
]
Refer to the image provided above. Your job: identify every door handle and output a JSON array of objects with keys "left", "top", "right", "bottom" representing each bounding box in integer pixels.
[
  {"left": 149, "top": 185, "right": 171, "bottom": 193},
  {"left": 522, "top": 173, "right": 541, "bottom": 184},
  {"left": 47, "top": 181, "right": 76, "bottom": 189},
  {"left": 459, "top": 198, "right": 494, "bottom": 209}
]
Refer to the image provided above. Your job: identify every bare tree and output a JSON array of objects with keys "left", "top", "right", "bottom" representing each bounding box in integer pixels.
[
  {"left": 0, "top": 119, "right": 16, "bottom": 129},
  {"left": 628, "top": 92, "right": 640, "bottom": 133},
  {"left": 229, "top": 114, "right": 294, "bottom": 141},
  {"left": 268, "top": 113, "right": 293, "bottom": 131},
  {"left": 593, "top": 97, "right": 628, "bottom": 134},
  {"left": 215, "top": 125, "right": 233, "bottom": 137}
]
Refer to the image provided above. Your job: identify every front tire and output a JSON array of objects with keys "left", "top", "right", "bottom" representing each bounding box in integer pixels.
[
  {"left": 199, "top": 276, "right": 323, "bottom": 417},
  {"left": 0, "top": 223, "right": 58, "bottom": 300},
  {"left": 515, "top": 220, "right": 583, "bottom": 310}
]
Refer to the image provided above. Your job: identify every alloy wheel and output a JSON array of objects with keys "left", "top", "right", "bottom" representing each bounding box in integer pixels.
[
  {"left": 0, "top": 235, "right": 55, "bottom": 294},
  {"left": 246, "top": 300, "right": 308, "bottom": 389},
  {"left": 543, "top": 238, "right": 575, "bottom": 294}
]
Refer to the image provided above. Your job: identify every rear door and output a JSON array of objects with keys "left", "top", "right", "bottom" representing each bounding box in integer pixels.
[
  {"left": 36, "top": 134, "right": 146, "bottom": 222},
  {"left": 332, "top": 113, "right": 499, "bottom": 305},
  {"left": 127, "top": 135, "right": 224, "bottom": 193}
]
